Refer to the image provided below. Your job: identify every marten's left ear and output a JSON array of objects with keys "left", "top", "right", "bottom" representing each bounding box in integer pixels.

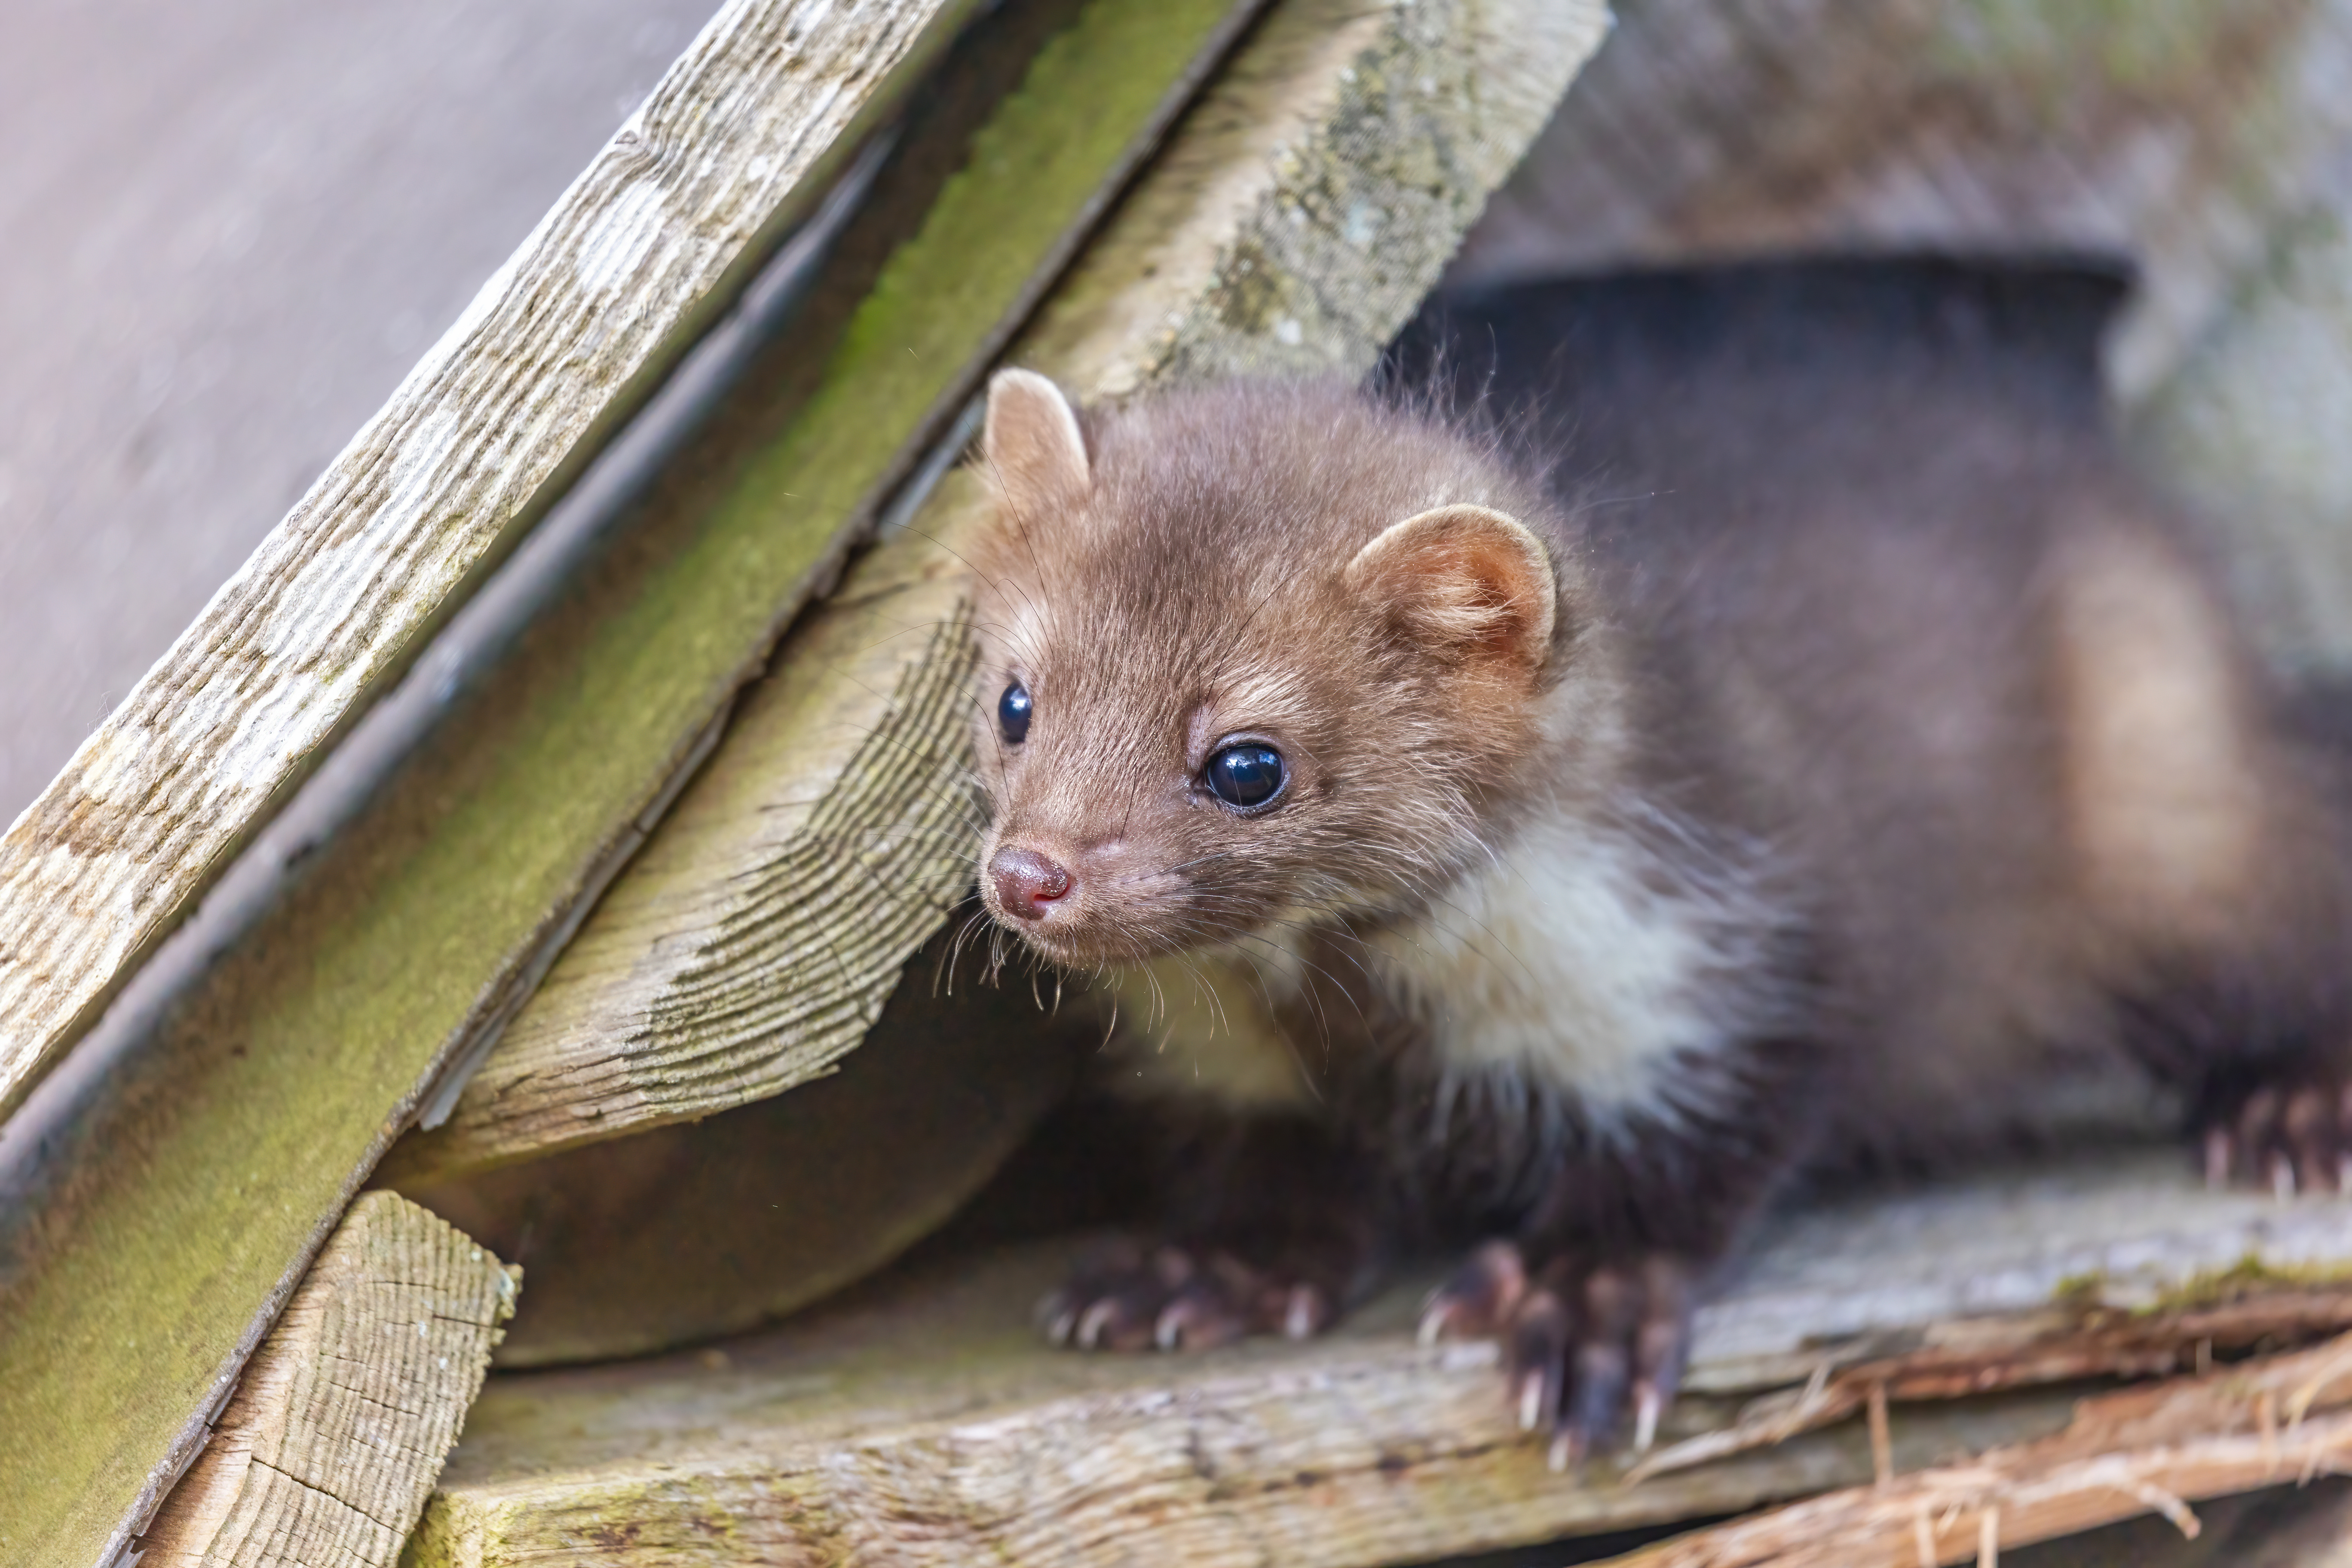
[
  {"left": 983, "top": 368, "right": 1090, "bottom": 518},
  {"left": 1345, "top": 504, "right": 1557, "bottom": 671}
]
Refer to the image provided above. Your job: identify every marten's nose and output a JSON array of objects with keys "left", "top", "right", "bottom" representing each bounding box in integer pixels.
[{"left": 989, "top": 846, "right": 1074, "bottom": 920}]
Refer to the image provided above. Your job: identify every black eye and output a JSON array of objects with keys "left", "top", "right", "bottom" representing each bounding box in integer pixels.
[
  {"left": 998, "top": 681, "right": 1032, "bottom": 745},
  {"left": 1204, "top": 744, "right": 1286, "bottom": 811}
]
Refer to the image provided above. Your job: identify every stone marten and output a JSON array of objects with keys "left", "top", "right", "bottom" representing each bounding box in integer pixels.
[{"left": 962, "top": 260, "right": 2352, "bottom": 1467}]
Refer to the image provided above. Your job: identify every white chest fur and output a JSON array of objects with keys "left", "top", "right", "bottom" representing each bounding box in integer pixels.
[{"left": 1107, "top": 808, "right": 1779, "bottom": 1125}]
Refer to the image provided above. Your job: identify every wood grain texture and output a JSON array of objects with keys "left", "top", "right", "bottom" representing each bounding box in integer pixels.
[
  {"left": 0, "top": 0, "right": 980, "bottom": 1122},
  {"left": 391, "top": 925, "right": 1091, "bottom": 1368},
  {"left": 391, "top": 0, "right": 1612, "bottom": 1185},
  {"left": 404, "top": 1153, "right": 2352, "bottom": 1568},
  {"left": 378, "top": 0, "right": 1271, "bottom": 1183},
  {"left": 138, "top": 1193, "right": 517, "bottom": 1568},
  {"left": 0, "top": 9, "right": 1315, "bottom": 1564},
  {"left": 1599, "top": 1332, "right": 2352, "bottom": 1568}
]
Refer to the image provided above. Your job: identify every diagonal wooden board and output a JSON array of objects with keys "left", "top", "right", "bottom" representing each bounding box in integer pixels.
[
  {"left": 138, "top": 1193, "right": 517, "bottom": 1568},
  {"left": 0, "top": 5, "right": 1295, "bottom": 1566},
  {"left": 0, "top": 0, "right": 987, "bottom": 1125},
  {"left": 407, "top": 1152, "right": 2352, "bottom": 1567},
  {"left": 386, "top": 0, "right": 1615, "bottom": 1187}
]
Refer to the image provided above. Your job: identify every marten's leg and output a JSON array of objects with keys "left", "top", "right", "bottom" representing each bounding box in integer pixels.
[
  {"left": 2052, "top": 527, "right": 2352, "bottom": 1190},
  {"left": 1039, "top": 1106, "right": 1384, "bottom": 1351},
  {"left": 1417, "top": 1038, "right": 1822, "bottom": 1467}
]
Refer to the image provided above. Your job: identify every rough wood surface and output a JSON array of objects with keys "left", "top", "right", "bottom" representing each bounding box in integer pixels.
[
  {"left": 0, "top": 0, "right": 980, "bottom": 1123},
  {"left": 389, "top": 927, "right": 1091, "bottom": 1367},
  {"left": 390, "top": 0, "right": 1612, "bottom": 1186},
  {"left": 1, "top": 2, "right": 1407, "bottom": 1558},
  {"left": 1599, "top": 1332, "right": 2352, "bottom": 1568},
  {"left": 137, "top": 1194, "right": 517, "bottom": 1568},
  {"left": 403, "top": 1154, "right": 2352, "bottom": 1567},
  {"left": 0, "top": 4, "right": 1223, "bottom": 1563},
  {"left": 372, "top": 0, "right": 1286, "bottom": 1191}
]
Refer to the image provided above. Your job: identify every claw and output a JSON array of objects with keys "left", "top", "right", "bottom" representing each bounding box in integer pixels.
[
  {"left": 2273, "top": 1152, "right": 2297, "bottom": 1201},
  {"left": 1153, "top": 1302, "right": 1186, "bottom": 1351},
  {"left": 1282, "top": 1284, "right": 1323, "bottom": 1340},
  {"left": 1077, "top": 1298, "right": 1120, "bottom": 1350},
  {"left": 2205, "top": 1127, "right": 2232, "bottom": 1190},
  {"left": 1518, "top": 1369, "right": 1547, "bottom": 1433},
  {"left": 1632, "top": 1384, "right": 1663, "bottom": 1454},
  {"left": 1416, "top": 1302, "right": 1449, "bottom": 1348}
]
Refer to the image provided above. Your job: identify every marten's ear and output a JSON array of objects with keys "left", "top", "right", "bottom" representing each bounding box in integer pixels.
[
  {"left": 1345, "top": 504, "right": 1557, "bottom": 671},
  {"left": 983, "top": 368, "right": 1090, "bottom": 518}
]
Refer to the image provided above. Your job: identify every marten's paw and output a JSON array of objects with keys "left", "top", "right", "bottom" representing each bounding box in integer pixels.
[
  {"left": 2200, "top": 1072, "right": 2352, "bottom": 1197},
  {"left": 1037, "top": 1237, "right": 1339, "bottom": 1353},
  {"left": 1419, "top": 1241, "right": 1695, "bottom": 1470}
]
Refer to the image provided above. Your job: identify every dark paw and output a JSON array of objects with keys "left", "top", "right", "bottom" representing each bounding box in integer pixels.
[
  {"left": 2201, "top": 1074, "right": 2352, "bottom": 1197},
  {"left": 1037, "top": 1237, "right": 1338, "bottom": 1353},
  {"left": 1419, "top": 1240, "right": 1695, "bottom": 1470}
]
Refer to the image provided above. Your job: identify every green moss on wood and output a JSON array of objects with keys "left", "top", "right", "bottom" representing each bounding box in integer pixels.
[
  {"left": 2052, "top": 1253, "right": 2352, "bottom": 1316},
  {"left": 0, "top": 4, "right": 1253, "bottom": 1564}
]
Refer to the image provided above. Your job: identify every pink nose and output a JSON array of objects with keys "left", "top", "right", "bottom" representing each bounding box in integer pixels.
[{"left": 989, "top": 846, "right": 1074, "bottom": 921}]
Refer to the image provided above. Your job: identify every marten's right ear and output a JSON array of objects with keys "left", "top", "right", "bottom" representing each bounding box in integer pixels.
[
  {"left": 1345, "top": 504, "right": 1557, "bottom": 674},
  {"left": 983, "top": 368, "right": 1090, "bottom": 518}
]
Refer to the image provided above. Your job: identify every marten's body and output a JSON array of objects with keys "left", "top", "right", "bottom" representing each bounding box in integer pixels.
[{"left": 967, "top": 262, "right": 2352, "bottom": 1464}]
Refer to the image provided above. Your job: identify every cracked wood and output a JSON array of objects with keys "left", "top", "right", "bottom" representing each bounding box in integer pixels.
[
  {"left": 138, "top": 1194, "right": 516, "bottom": 1568},
  {"left": 389, "top": 0, "right": 1612, "bottom": 1186},
  {"left": 405, "top": 1152, "right": 2352, "bottom": 1567},
  {"left": 0, "top": 0, "right": 980, "bottom": 1123}
]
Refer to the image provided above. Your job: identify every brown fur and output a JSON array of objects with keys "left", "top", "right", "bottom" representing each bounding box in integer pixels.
[{"left": 965, "top": 259, "right": 2352, "bottom": 1451}]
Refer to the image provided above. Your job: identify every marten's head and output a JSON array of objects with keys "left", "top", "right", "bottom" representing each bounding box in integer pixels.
[{"left": 966, "top": 370, "right": 1600, "bottom": 970}]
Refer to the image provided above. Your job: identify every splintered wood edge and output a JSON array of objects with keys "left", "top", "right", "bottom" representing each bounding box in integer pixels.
[
  {"left": 138, "top": 1194, "right": 517, "bottom": 1568},
  {"left": 399, "top": 1237, "right": 2086, "bottom": 1568},
  {"left": 1598, "top": 1332, "right": 2352, "bottom": 1568},
  {"left": 381, "top": 0, "right": 1275, "bottom": 1185},
  {"left": 0, "top": 8, "right": 1287, "bottom": 1566},
  {"left": 0, "top": 0, "right": 982, "bottom": 1122},
  {"left": 395, "top": 0, "right": 1613, "bottom": 1185},
  {"left": 404, "top": 1164, "right": 2352, "bottom": 1565}
]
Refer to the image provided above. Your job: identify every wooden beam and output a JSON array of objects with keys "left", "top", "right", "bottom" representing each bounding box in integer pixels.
[
  {"left": 387, "top": 925, "right": 1090, "bottom": 1368},
  {"left": 1596, "top": 1332, "right": 2352, "bottom": 1568},
  {"left": 135, "top": 1194, "right": 516, "bottom": 1568},
  {"left": 407, "top": 1153, "right": 2352, "bottom": 1568},
  {"left": 0, "top": 0, "right": 985, "bottom": 1124},
  {"left": 387, "top": 0, "right": 1613, "bottom": 1187},
  {"left": 0, "top": 6, "right": 1275, "bottom": 1565}
]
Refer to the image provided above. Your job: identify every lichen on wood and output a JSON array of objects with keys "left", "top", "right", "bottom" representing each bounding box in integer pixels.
[
  {"left": 138, "top": 1194, "right": 516, "bottom": 1568},
  {"left": 0, "top": 0, "right": 986, "bottom": 1126},
  {"left": 1598, "top": 1331, "right": 2352, "bottom": 1568},
  {"left": 392, "top": 0, "right": 1612, "bottom": 1186},
  {"left": 383, "top": 0, "right": 1271, "bottom": 1184},
  {"left": 402, "top": 1153, "right": 2352, "bottom": 1567}
]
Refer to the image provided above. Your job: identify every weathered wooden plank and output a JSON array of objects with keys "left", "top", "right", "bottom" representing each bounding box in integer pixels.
[
  {"left": 389, "top": 925, "right": 1090, "bottom": 1368},
  {"left": 389, "top": 0, "right": 1613, "bottom": 1186},
  {"left": 405, "top": 1153, "right": 2352, "bottom": 1568},
  {"left": 0, "top": 9, "right": 1302, "bottom": 1567},
  {"left": 137, "top": 1194, "right": 516, "bottom": 1568},
  {"left": 0, "top": 0, "right": 981, "bottom": 1123},
  {"left": 1597, "top": 1332, "right": 2352, "bottom": 1568}
]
